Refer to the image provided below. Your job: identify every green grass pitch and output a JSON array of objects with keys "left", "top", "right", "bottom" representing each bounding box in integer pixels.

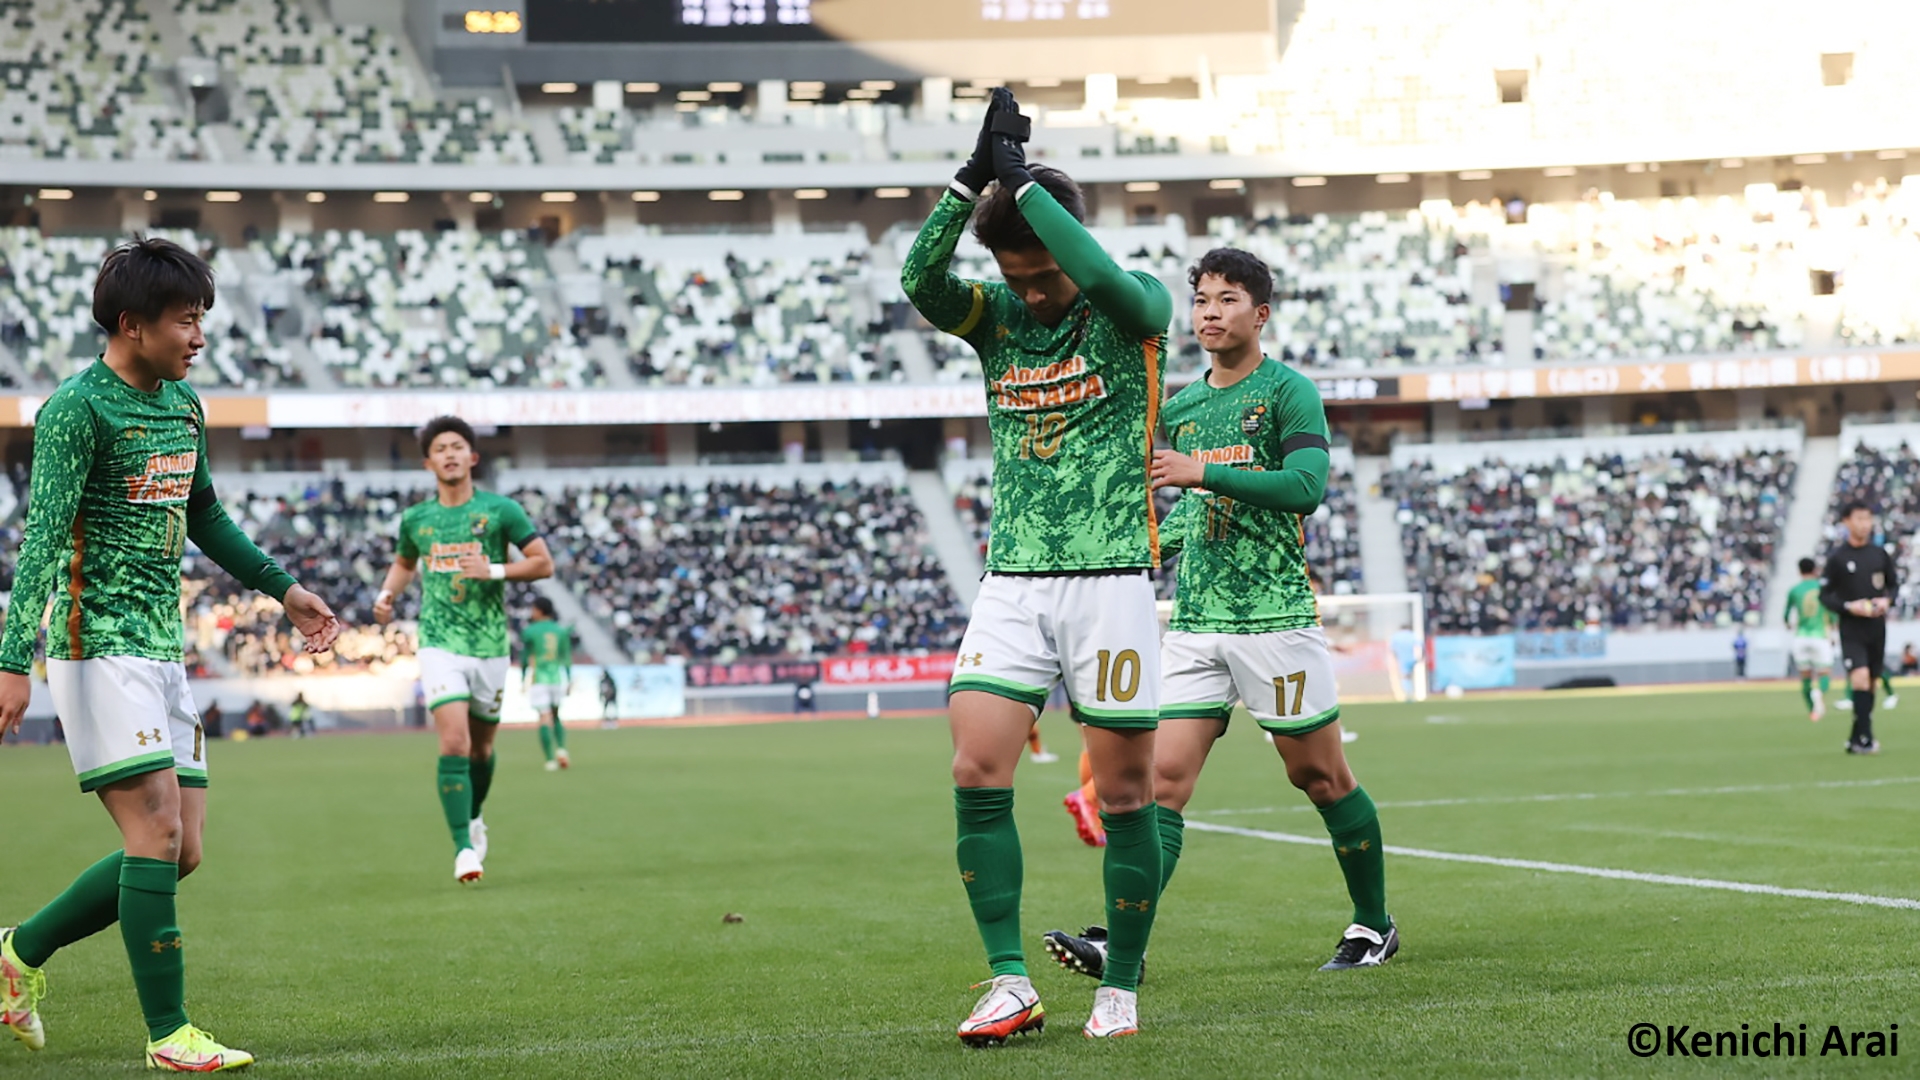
[{"left": 1, "top": 684, "right": 1914, "bottom": 1077}]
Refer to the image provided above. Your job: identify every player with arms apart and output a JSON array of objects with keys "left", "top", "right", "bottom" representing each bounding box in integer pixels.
[
  {"left": 523, "top": 596, "right": 574, "bottom": 770},
  {"left": 373, "top": 417, "right": 553, "bottom": 881},
  {"left": 902, "top": 87, "right": 1171, "bottom": 1042},
  {"left": 1785, "top": 557, "right": 1835, "bottom": 722},
  {"left": 1822, "top": 501, "right": 1895, "bottom": 754},
  {"left": 0, "top": 238, "right": 341, "bottom": 1070},
  {"left": 1044, "top": 248, "right": 1397, "bottom": 979}
]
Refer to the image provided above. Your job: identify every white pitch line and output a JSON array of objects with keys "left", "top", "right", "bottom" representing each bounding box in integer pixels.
[
  {"left": 1185, "top": 821, "right": 1920, "bottom": 911},
  {"left": 1197, "top": 774, "right": 1920, "bottom": 817}
]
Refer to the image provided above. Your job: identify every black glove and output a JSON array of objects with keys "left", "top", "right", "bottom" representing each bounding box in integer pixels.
[
  {"left": 953, "top": 88, "right": 1007, "bottom": 195},
  {"left": 987, "top": 86, "right": 1034, "bottom": 191}
]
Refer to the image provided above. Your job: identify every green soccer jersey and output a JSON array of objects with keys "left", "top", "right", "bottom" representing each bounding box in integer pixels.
[
  {"left": 396, "top": 490, "right": 538, "bottom": 659},
  {"left": 902, "top": 187, "right": 1172, "bottom": 572},
  {"left": 521, "top": 619, "right": 572, "bottom": 685},
  {"left": 1785, "top": 579, "right": 1832, "bottom": 639},
  {"left": 1160, "top": 359, "right": 1329, "bottom": 634},
  {"left": 0, "top": 363, "right": 294, "bottom": 671}
]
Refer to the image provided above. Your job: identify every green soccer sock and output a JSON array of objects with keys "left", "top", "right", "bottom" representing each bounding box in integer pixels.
[
  {"left": 1800, "top": 678, "right": 1813, "bottom": 710},
  {"left": 1882, "top": 674, "right": 1896, "bottom": 697},
  {"left": 118, "top": 856, "right": 188, "bottom": 1041},
  {"left": 13, "top": 850, "right": 125, "bottom": 968},
  {"left": 1099, "top": 803, "right": 1162, "bottom": 992},
  {"left": 538, "top": 723, "right": 555, "bottom": 762},
  {"left": 1819, "top": 674, "right": 1831, "bottom": 700},
  {"left": 469, "top": 752, "right": 497, "bottom": 819},
  {"left": 551, "top": 715, "right": 567, "bottom": 751},
  {"left": 1156, "top": 806, "right": 1185, "bottom": 897},
  {"left": 437, "top": 755, "right": 473, "bottom": 851},
  {"left": 954, "top": 787, "right": 1026, "bottom": 978},
  {"left": 1318, "top": 787, "right": 1390, "bottom": 934}
]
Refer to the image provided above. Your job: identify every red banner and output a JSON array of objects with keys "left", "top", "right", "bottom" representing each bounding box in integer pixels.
[
  {"left": 685, "top": 660, "right": 822, "bottom": 688},
  {"left": 822, "top": 654, "right": 956, "bottom": 685}
]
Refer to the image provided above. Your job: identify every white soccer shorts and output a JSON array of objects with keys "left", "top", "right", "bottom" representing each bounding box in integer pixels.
[
  {"left": 1160, "top": 627, "right": 1341, "bottom": 736},
  {"left": 948, "top": 572, "right": 1161, "bottom": 728},
  {"left": 527, "top": 683, "right": 566, "bottom": 713},
  {"left": 1789, "top": 636, "right": 1835, "bottom": 670},
  {"left": 419, "top": 648, "right": 511, "bottom": 721},
  {"left": 47, "top": 656, "right": 206, "bottom": 792}
]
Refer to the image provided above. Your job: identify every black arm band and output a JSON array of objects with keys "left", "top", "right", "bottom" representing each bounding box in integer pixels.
[
  {"left": 187, "top": 484, "right": 217, "bottom": 515},
  {"left": 1280, "top": 433, "right": 1331, "bottom": 456}
]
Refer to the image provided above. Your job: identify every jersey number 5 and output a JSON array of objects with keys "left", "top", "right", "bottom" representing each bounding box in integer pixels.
[{"left": 1018, "top": 412, "right": 1067, "bottom": 460}]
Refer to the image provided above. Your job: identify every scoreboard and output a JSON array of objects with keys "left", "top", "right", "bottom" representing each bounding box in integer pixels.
[{"left": 522, "top": 0, "right": 1272, "bottom": 45}]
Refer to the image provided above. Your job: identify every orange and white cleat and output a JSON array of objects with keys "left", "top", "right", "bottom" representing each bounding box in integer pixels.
[
  {"left": 454, "top": 848, "right": 483, "bottom": 884},
  {"left": 1083, "top": 986, "right": 1138, "bottom": 1038},
  {"left": 957, "top": 975, "right": 1044, "bottom": 1047},
  {"left": 1063, "top": 790, "right": 1105, "bottom": 847}
]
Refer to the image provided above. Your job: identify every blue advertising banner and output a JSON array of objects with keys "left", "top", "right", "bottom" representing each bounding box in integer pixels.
[
  {"left": 1513, "top": 629, "right": 1607, "bottom": 660},
  {"left": 501, "top": 664, "right": 687, "bottom": 723},
  {"left": 1433, "top": 635, "right": 1517, "bottom": 690}
]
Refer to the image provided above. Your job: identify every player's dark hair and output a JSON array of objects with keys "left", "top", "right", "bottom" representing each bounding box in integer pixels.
[
  {"left": 970, "top": 165, "right": 1085, "bottom": 253},
  {"left": 92, "top": 235, "right": 215, "bottom": 336},
  {"left": 1842, "top": 500, "right": 1872, "bottom": 519},
  {"left": 1799, "top": 557, "right": 1817, "bottom": 574},
  {"left": 1188, "top": 247, "right": 1275, "bottom": 308},
  {"left": 418, "top": 415, "right": 478, "bottom": 457},
  {"left": 532, "top": 597, "right": 556, "bottom": 619}
]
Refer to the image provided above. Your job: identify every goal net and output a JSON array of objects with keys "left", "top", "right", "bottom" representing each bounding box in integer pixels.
[{"left": 1156, "top": 591, "right": 1427, "bottom": 704}]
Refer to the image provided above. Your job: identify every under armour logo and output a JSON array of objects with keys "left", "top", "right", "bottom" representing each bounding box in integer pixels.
[
  {"left": 961, "top": 870, "right": 976, "bottom": 883},
  {"left": 955, "top": 653, "right": 985, "bottom": 668},
  {"left": 1113, "top": 898, "right": 1151, "bottom": 913},
  {"left": 135, "top": 728, "right": 162, "bottom": 746},
  {"left": 441, "top": 782, "right": 465, "bottom": 794},
  {"left": 149, "top": 936, "right": 184, "bottom": 954}
]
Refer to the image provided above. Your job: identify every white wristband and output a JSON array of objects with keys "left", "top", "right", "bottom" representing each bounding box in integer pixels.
[
  {"left": 376, "top": 589, "right": 393, "bottom": 605},
  {"left": 489, "top": 564, "right": 507, "bottom": 581}
]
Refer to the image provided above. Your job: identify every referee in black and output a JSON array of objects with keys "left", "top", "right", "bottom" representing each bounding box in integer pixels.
[{"left": 1821, "top": 501, "right": 1896, "bottom": 754}]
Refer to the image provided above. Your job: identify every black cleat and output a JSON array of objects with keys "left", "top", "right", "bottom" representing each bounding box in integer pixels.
[
  {"left": 1042, "top": 925, "right": 1147, "bottom": 984},
  {"left": 1319, "top": 923, "right": 1399, "bottom": 970}
]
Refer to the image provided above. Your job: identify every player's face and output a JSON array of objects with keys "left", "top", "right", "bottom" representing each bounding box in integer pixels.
[
  {"left": 1847, "top": 508, "right": 1875, "bottom": 543},
  {"left": 424, "top": 432, "right": 477, "bottom": 483},
  {"left": 1191, "top": 274, "right": 1268, "bottom": 355},
  {"left": 993, "top": 247, "right": 1078, "bottom": 326},
  {"left": 126, "top": 301, "right": 206, "bottom": 382}
]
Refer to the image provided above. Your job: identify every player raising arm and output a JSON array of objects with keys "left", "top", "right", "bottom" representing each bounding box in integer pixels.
[
  {"left": 1044, "top": 249, "right": 1397, "bottom": 982},
  {"left": 373, "top": 416, "right": 552, "bottom": 882},
  {"left": 902, "top": 87, "right": 1173, "bottom": 1042},
  {"left": 0, "top": 238, "right": 340, "bottom": 1071}
]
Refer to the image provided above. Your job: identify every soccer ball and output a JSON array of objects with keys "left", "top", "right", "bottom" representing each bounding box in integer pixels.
[{"left": 1444, "top": 685, "right": 1465, "bottom": 699}]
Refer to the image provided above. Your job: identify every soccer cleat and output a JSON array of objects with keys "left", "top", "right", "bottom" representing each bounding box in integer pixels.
[
  {"left": 1029, "top": 750, "right": 1059, "bottom": 764},
  {"left": 544, "top": 760, "right": 559, "bottom": 772},
  {"left": 1846, "top": 739, "right": 1882, "bottom": 755},
  {"left": 1083, "top": 986, "right": 1139, "bottom": 1038},
  {"left": 1810, "top": 698, "right": 1825, "bottom": 723},
  {"left": 145, "top": 1023, "right": 253, "bottom": 1071},
  {"left": 1319, "top": 923, "right": 1399, "bottom": 970},
  {"left": 556, "top": 748, "right": 571, "bottom": 769},
  {"left": 1042, "top": 925, "right": 1147, "bottom": 985},
  {"left": 468, "top": 816, "right": 489, "bottom": 861},
  {"left": 957, "top": 974, "right": 1044, "bottom": 1047},
  {"left": 1835, "top": 697, "right": 1853, "bottom": 711},
  {"left": 1062, "top": 790, "right": 1105, "bottom": 847},
  {"left": 1, "top": 928, "right": 47, "bottom": 1051},
  {"left": 454, "top": 847, "right": 484, "bottom": 884},
  {"left": 1885, "top": 694, "right": 1899, "bottom": 710},
  {"left": 1341, "top": 729, "right": 1359, "bottom": 744}
]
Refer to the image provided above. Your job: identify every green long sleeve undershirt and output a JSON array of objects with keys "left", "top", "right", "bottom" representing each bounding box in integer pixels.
[
  {"left": 1015, "top": 183, "right": 1172, "bottom": 340},
  {"left": 1201, "top": 447, "right": 1331, "bottom": 516},
  {"left": 187, "top": 492, "right": 297, "bottom": 602}
]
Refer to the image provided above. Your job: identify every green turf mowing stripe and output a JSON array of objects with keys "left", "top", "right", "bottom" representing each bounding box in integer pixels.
[
  {"left": 1187, "top": 821, "right": 1920, "bottom": 910},
  {"left": 1194, "top": 774, "right": 1920, "bottom": 817}
]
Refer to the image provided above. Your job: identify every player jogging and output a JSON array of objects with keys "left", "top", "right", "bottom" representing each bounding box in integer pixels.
[
  {"left": 0, "top": 237, "right": 341, "bottom": 1071},
  {"left": 1821, "top": 501, "right": 1895, "bottom": 754},
  {"left": 522, "top": 596, "right": 573, "bottom": 770},
  {"left": 902, "top": 87, "right": 1170, "bottom": 1042},
  {"left": 1785, "top": 557, "right": 1834, "bottom": 722},
  {"left": 373, "top": 416, "right": 553, "bottom": 881},
  {"left": 1043, "top": 248, "right": 1396, "bottom": 981}
]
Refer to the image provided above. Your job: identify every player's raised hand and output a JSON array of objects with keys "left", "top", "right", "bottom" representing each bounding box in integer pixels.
[
  {"left": 987, "top": 87, "right": 1034, "bottom": 190},
  {"left": 0, "top": 670, "right": 30, "bottom": 743},
  {"left": 1150, "top": 447, "right": 1207, "bottom": 490},
  {"left": 953, "top": 83, "right": 1008, "bottom": 195},
  {"left": 283, "top": 584, "right": 342, "bottom": 653},
  {"left": 457, "top": 552, "right": 493, "bottom": 580}
]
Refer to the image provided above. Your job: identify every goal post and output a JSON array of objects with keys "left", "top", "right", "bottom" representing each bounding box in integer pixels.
[{"left": 1155, "top": 592, "right": 1427, "bottom": 704}]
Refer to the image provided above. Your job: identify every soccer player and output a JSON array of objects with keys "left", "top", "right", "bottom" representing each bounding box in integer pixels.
[
  {"left": 1043, "top": 248, "right": 1397, "bottom": 982},
  {"left": 373, "top": 416, "right": 553, "bottom": 881},
  {"left": 522, "top": 596, "right": 573, "bottom": 770},
  {"left": 902, "top": 87, "right": 1170, "bottom": 1041},
  {"left": 1785, "top": 557, "right": 1834, "bottom": 722},
  {"left": 1821, "top": 501, "right": 1895, "bottom": 754},
  {"left": 0, "top": 237, "right": 341, "bottom": 1070}
]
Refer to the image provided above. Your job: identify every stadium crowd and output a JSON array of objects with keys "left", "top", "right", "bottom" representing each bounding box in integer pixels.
[
  {"left": 1387, "top": 447, "right": 1795, "bottom": 632},
  {"left": 1826, "top": 440, "right": 1920, "bottom": 618}
]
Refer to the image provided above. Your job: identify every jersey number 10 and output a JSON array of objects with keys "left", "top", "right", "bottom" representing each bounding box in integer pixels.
[{"left": 1018, "top": 413, "right": 1068, "bottom": 460}]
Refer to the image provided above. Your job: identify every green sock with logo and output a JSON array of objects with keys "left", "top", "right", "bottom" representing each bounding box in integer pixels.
[
  {"left": 954, "top": 786, "right": 1026, "bottom": 977},
  {"left": 437, "top": 755, "right": 473, "bottom": 851},
  {"left": 119, "top": 856, "right": 189, "bottom": 1041},
  {"left": 1318, "top": 787, "right": 1390, "bottom": 934},
  {"left": 1099, "top": 803, "right": 1162, "bottom": 991}
]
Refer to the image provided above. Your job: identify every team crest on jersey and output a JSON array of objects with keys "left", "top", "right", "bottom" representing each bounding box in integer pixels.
[
  {"left": 1241, "top": 404, "right": 1267, "bottom": 435},
  {"left": 470, "top": 515, "right": 490, "bottom": 537}
]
